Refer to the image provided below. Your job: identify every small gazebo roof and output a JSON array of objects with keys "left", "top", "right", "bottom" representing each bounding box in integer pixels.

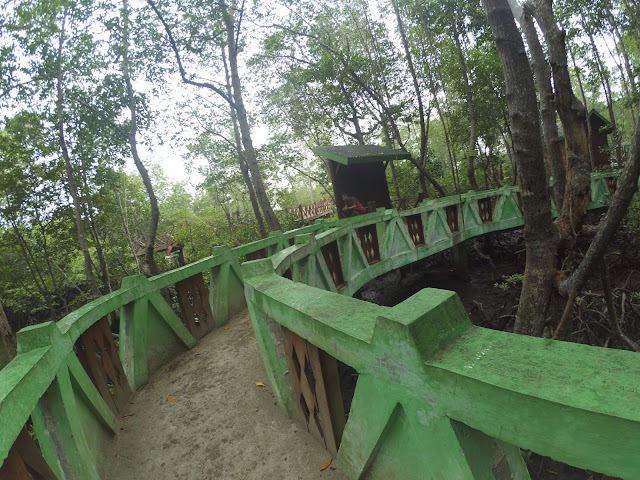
[
  {"left": 588, "top": 109, "right": 613, "bottom": 134},
  {"left": 313, "top": 145, "right": 411, "bottom": 165}
]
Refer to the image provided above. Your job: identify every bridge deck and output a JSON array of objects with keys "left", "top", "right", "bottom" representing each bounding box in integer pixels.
[{"left": 108, "top": 309, "right": 346, "bottom": 480}]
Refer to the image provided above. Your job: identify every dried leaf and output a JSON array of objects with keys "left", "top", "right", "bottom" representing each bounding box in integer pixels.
[
  {"left": 167, "top": 397, "right": 174, "bottom": 402},
  {"left": 255, "top": 382, "right": 265, "bottom": 387},
  {"left": 320, "top": 458, "right": 332, "bottom": 471}
]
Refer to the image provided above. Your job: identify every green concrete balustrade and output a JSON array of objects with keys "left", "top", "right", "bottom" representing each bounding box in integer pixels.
[
  {"left": 0, "top": 171, "right": 634, "bottom": 479},
  {"left": 242, "top": 171, "right": 640, "bottom": 479}
]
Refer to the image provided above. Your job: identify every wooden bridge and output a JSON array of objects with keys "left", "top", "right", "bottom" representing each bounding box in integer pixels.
[
  {"left": 1, "top": 171, "right": 638, "bottom": 479},
  {"left": 286, "top": 200, "right": 335, "bottom": 222}
]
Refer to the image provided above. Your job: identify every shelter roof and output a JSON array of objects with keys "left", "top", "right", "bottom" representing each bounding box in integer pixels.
[{"left": 313, "top": 145, "right": 411, "bottom": 165}]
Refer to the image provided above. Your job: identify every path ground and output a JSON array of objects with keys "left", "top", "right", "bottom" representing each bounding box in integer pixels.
[{"left": 108, "top": 310, "right": 347, "bottom": 480}]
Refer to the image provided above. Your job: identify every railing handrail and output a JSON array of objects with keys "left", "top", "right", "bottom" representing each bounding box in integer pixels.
[
  {"left": 240, "top": 170, "right": 639, "bottom": 478},
  {"left": 0, "top": 170, "right": 623, "bottom": 476}
]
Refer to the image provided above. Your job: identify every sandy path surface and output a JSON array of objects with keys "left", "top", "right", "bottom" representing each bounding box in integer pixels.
[{"left": 108, "top": 310, "right": 347, "bottom": 480}]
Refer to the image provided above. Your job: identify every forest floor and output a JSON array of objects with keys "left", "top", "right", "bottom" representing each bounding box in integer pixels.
[{"left": 355, "top": 210, "right": 640, "bottom": 480}]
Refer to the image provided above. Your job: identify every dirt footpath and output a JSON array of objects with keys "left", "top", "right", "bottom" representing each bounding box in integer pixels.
[{"left": 108, "top": 310, "right": 347, "bottom": 480}]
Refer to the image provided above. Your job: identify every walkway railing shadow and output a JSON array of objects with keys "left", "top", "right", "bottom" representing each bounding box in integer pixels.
[{"left": 0, "top": 172, "right": 631, "bottom": 479}]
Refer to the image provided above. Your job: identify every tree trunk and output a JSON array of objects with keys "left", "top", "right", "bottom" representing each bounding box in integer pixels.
[
  {"left": 559, "top": 111, "right": 640, "bottom": 296},
  {"left": 221, "top": 45, "right": 267, "bottom": 238},
  {"left": 509, "top": 1, "right": 565, "bottom": 211},
  {"left": 11, "top": 223, "right": 57, "bottom": 319},
  {"left": 453, "top": 29, "right": 479, "bottom": 191},
  {"left": 601, "top": 29, "right": 637, "bottom": 130},
  {"left": 219, "top": 0, "right": 281, "bottom": 232},
  {"left": 337, "top": 79, "right": 366, "bottom": 144},
  {"left": 568, "top": 45, "right": 595, "bottom": 171},
  {"left": 82, "top": 173, "right": 112, "bottom": 293},
  {"left": 533, "top": 0, "right": 591, "bottom": 240},
  {"left": 33, "top": 207, "right": 64, "bottom": 304},
  {"left": 583, "top": 19, "right": 621, "bottom": 164},
  {"left": 122, "top": 0, "right": 161, "bottom": 275},
  {"left": 609, "top": 15, "right": 638, "bottom": 126},
  {"left": 381, "top": 119, "right": 404, "bottom": 205},
  {"left": 391, "top": 0, "right": 430, "bottom": 176},
  {"left": 483, "top": 0, "right": 559, "bottom": 336},
  {"left": 56, "top": 15, "right": 101, "bottom": 298},
  {"left": 87, "top": 207, "right": 112, "bottom": 293},
  {"left": 116, "top": 189, "right": 143, "bottom": 275},
  {"left": 0, "top": 302, "right": 16, "bottom": 367}
]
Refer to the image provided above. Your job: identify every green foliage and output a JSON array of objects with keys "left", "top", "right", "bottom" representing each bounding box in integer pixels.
[
  {"left": 493, "top": 273, "right": 524, "bottom": 292},
  {"left": 0, "top": 0, "right": 638, "bottom": 331}
]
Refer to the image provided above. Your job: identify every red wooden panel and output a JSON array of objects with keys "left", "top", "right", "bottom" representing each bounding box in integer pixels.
[
  {"left": 478, "top": 197, "right": 497, "bottom": 224},
  {"left": 176, "top": 273, "right": 215, "bottom": 340},
  {"left": 404, "top": 214, "right": 425, "bottom": 246},
  {"left": 282, "top": 327, "right": 344, "bottom": 455},
  {"left": 445, "top": 205, "right": 459, "bottom": 233},
  {"left": 356, "top": 224, "right": 381, "bottom": 265},
  {"left": 0, "top": 427, "right": 57, "bottom": 480},
  {"left": 320, "top": 241, "right": 345, "bottom": 290},
  {"left": 75, "top": 317, "right": 131, "bottom": 414}
]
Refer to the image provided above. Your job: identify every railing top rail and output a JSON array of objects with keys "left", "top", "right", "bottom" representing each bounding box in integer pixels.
[
  {"left": 244, "top": 262, "right": 640, "bottom": 478},
  {"left": 7, "top": 169, "right": 622, "bottom": 353}
]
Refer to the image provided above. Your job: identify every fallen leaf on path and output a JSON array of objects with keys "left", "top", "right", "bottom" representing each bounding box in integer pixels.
[
  {"left": 167, "top": 397, "right": 174, "bottom": 402},
  {"left": 320, "top": 458, "right": 332, "bottom": 471},
  {"left": 255, "top": 382, "right": 265, "bottom": 387},
  {"left": 224, "top": 325, "right": 229, "bottom": 330}
]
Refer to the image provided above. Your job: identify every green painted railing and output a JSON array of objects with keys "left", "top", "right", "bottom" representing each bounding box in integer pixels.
[
  {"left": 242, "top": 171, "right": 640, "bottom": 479},
  {"left": 0, "top": 171, "right": 630, "bottom": 479}
]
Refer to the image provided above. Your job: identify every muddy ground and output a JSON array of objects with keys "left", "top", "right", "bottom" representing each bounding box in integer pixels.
[{"left": 354, "top": 213, "right": 640, "bottom": 480}]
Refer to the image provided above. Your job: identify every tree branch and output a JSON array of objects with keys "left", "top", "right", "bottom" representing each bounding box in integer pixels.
[
  {"left": 559, "top": 112, "right": 640, "bottom": 296},
  {"left": 145, "top": 0, "right": 235, "bottom": 107}
]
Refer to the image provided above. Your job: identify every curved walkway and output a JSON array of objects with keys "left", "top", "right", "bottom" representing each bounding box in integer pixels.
[{"left": 108, "top": 310, "right": 346, "bottom": 480}]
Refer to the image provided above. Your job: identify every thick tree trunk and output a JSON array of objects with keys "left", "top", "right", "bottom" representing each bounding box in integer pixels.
[
  {"left": 56, "top": 17, "right": 101, "bottom": 298},
  {"left": 337, "top": 79, "right": 366, "bottom": 145},
  {"left": 381, "top": 121, "right": 403, "bottom": 204},
  {"left": 219, "top": 0, "right": 281, "bottom": 232},
  {"left": 484, "top": 0, "right": 559, "bottom": 336},
  {"left": 221, "top": 46, "right": 267, "bottom": 238},
  {"left": 533, "top": 0, "right": 591, "bottom": 240},
  {"left": 122, "top": 0, "right": 160, "bottom": 275},
  {"left": 510, "top": 1, "right": 566, "bottom": 211}
]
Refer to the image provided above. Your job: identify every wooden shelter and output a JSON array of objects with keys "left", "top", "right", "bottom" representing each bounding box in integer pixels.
[
  {"left": 558, "top": 109, "right": 614, "bottom": 168},
  {"left": 313, "top": 145, "right": 411, "bottom": 219}
]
